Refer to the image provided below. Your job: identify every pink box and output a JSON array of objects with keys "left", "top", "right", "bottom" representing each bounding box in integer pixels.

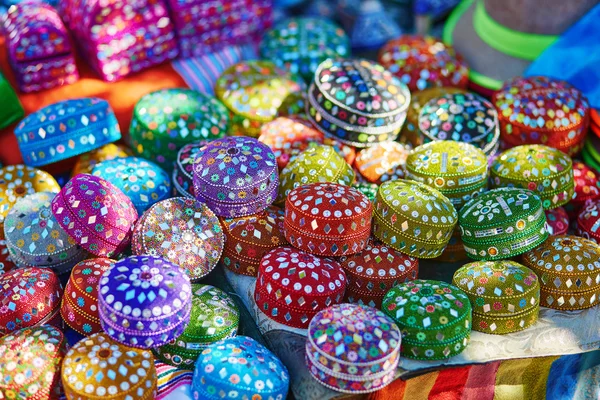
[
  {"left": 2, "top": 2, "right": 79, "bottom": 92},
  {"left": 60, "top": 0, "right": 179, "bottom": 81}
]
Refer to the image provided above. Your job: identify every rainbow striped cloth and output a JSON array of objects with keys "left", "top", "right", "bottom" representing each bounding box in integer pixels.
[{"left": 369, "top": 350, "right": 600, "bottom": 400}]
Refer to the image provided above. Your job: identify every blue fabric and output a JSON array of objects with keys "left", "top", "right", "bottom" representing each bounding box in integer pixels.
[{"left": 525, "top": 4, "right": 600, "bottom": 109}]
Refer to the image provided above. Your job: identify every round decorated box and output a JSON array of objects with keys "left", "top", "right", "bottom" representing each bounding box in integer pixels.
[
  {"left": 192, "top": 336, "right": 289, "bottom": 400},
  {"left": 458, "top": 188, "right": 548, "bottom": 260},
  {"left": 220, "top": 206, "right": 288, "bottom": 277},
  {"left": 398, "top": 86, "right": 466, "bottom": 147},
  {"left": 255, "top": 246, "right": 347, "bottom": 329},
  {"left": 354, "top": 142, "right": 410, "bottom": 184},
  {"left": 522, "top": 235, "right": 600, "bottom": 310},
  {"left": 418, "top": 92, "right": 500, "bottom": 155},
  {"left": 0, "top": 164, "right": 61, "bottom": 274},
  {"left": 284, "top": 183, "right": 372, "bottom": 256},
  {"left": 215, "top": 60, "right": 306, "bottom": 138},
  {"left": 258, "top": 116, "right": 324, "bottom": 170},
  {"left": 14, "top": 97, "right": 121, "bottom": 167},
  {"left": 131, "top": 197, "right": 224, "bottom": 281},
  {"left": 372, "top": 179, "right": 457, "bottom": 258},
  {"left": 172, "top": 141, "right": 208, "bottom": 198},
  {"left": 453, "top": 260, "right": 540, "bottom": 335},
  {"left": 72, "top": 143, "right": 132, "bottom": 176},
  {"left": 545, "top": 207, "right": 570, "bottom": 236},
  {"left": 154, "top": 284, "right": 239, "bottom": 369},
  {"left": 306, "top": 303, "right": 401, "bottom": 393},
  {"left": 260, "top": 17, "right": 350, "bottom": 82},
  {"left": 577, "top": 201, "right": 600, "bottom": 243},
  {"left": 51, "top": 174, "right": 138, "bottom": 257},
  {"left": 382, "top": 280, "right": 471, "bottom": 359},
  {"left": 339, "top": 238, "right": 419, "bottom": 308},
  {"left": 192, "top": 136, "right": 279, "bottom": 218},
  {"left": 92, "top": 156, "right": 171, "bottom": 214},
  {"left": 490, "top": 144, "right": 574, "bottom": 209},
  {"left": 129, "top": 88, "right": 230, "bottom": 170},
  {"left": 278, "top": 144, "right": 355, "bottom": 205},
  {"left": 405, "top": 140, "right": 489, "bottom": 210},
  {"left": 437, "top": 226, "right": 469, "bottom": 263},
  {"left": 60, "top": 258, "right": 114, "bottom": 336},
  {"left": 378, "top": 35, "right": 469, "bottom": 92},
  {"left": 62, "top": 332, "right": 157, "bottom": 400},
  {"left": 0, "top": 326, "right": 66, "bottom": 400},
  {"left": 568, "top": 160, "right": 600, "bottom": 218},
  {"left": 307, "top": 58, "right": 411, "bottom": 147},
  {"left": 98, "top": 255, "right": 192, "bottom": 349},
  {"left": 459, "top": 188, "right": 549, "bottom": 260},
  {"left": 4, "top": 191, "right": 86, "bottom": 273},
  {"left": 492, "top": 76, "right": 590, "bottom": 156},
  {"left": 0, "top": 267, "right": 62, "bottom": 334}
]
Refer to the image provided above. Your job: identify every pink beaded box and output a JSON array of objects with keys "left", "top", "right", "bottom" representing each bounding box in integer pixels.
[
  {"left": 168, "top": 0, "right": 273, "bottom": 58},
  {"left": 60, "top": 0, "right": 178, "bottom": 81},
  {"left": 2, "top": 2, "right": 79, "bottom": 92}
]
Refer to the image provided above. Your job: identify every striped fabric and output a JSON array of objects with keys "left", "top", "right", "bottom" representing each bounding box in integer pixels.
[
  {"left": 367, "top": 351, "right": 600, "bottom": 400},
  {"left": 171, "top": 45, "right": 258, "bottom": 95},
  {"left": 156, "top": 361, "right": 193, "bottom": 399}
]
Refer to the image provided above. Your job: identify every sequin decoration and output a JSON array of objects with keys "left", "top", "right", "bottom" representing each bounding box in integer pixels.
[
  {"left": 51, "top": 174, "right": 138, "bottom": 257},
  {"left": 0, "top": 326, "right": 66, "bottom": 400},
  {"left": 255, "top": 246, "right": 347, "bottom": 329},
  {"left": 0, "top": 267, "right": 62, "bottom": 334},
  {"left": 545, "top": 207, "right": 570, "bottom": 236},
  {"left": 14, "top": 98, "right": 122, "bottom": 167},
  {"left": 577, "top": 200, "right": 600, "bottom": 243},
  {"left": 352, "top": 182, "right": 379, "bottom": 203},
  {"left": 3, "top": 3, "right": 79, "bottom": 92},
  {"left": 372, "top": 179, "right": 457, "bottom": 258},
  {"left": 354, "top": 142, "right": 410, "bottom": 184},
  {"left": 490, "top": 144, "right": 574, "bottom": 209},
  {"left": 258, "top": 116, "right": 324, "bottom": 170},
  {"left": 492, "top": 76, "right": 590, "bottom": 156},
  {"left": 306, "top": 303, "right": 401, "bottom": 393},
  {"left": 453, "top": 260, "right": 540, "bottom": 334},
  {"left": 339, "top": 238, "right": 419, "bottom": 308},
  {"left": 62, "top": 332, "right": 157, "bottom": 399},
  {"left": 98, "top": 255, "right": 192, "bottom": 349},
  {"left": 378, "top": 35, "right": 469, "bottom": 92},
  {"left": 92, "top": 156, "right": 171, "bottom": 214},
  {"left": 192, "top": 336, "right": 290, "bottom": 400},
  {"left": 192, "top": 137, "right": 279, "bottom": 217},
  {"left": 382, "top": 280, "right": 471, "bottom": 359},
  {"left": 418, "top": 92, "right": 500, "bottom": 155},
  {"left": 129, "top": 88, "right": 230, "bottom": 170},
  {"left": 307, "top": 58, "right": 411, "bottom": 147},
  {"left": 220, "top": 206, "right": 288, "bottom": 277},
  {"left": 522, "top": 235, "right": 600, "bottom": 310},
  {"left": 459, "top": 188, "right": 549, "bottom": 260},
  {"left": 405, "top": 140, "right": 489, "bottom": 210},
  {"left": 154, "top": 284, "right": 239, "bottom": 369},
  {"left": 60, "top": 258, "right": 114, "bottom": 336},
  {"left": 132, "top": 197, "right": 224, "bottom": 280},
  {"left": 260, "top": 17, "right": 350, "bottom": 82},
  {"left": 0, "top": 165, "right": 60, "bottom": 274},
  {"left": 215, "top": 60, "right": 306, "bottom": 137},
  {"left": 284, "top": 183, "right": 372, "bottom": 256},
  {"left": 4, "top": 191, "right": 86, "bottom": 273},
  {"left": 277, "top": 144, "right": 355, "bottom": 205}
]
